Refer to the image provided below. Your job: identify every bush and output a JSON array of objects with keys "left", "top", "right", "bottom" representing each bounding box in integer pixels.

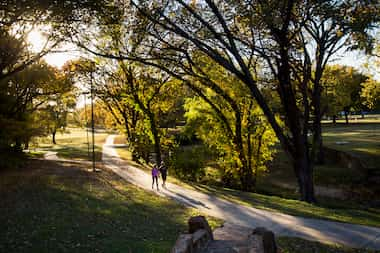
[{"left": 169, "top": 145, "right": 212, "bottom": 181}]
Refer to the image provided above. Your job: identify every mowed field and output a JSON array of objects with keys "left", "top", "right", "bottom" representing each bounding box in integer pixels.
[
  {"left": 322, "top": 122, "right": 380, "bottom": 168},
  {"left": 261, "top": 121, "right": 380, "bottom": 191},
  {"left": 31, "top": 128, "right": 109, "bottom": 161}
]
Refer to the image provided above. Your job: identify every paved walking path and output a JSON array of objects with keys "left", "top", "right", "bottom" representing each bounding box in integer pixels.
[{"left": 102, "top": 135, "right": 380, "bottom": 250}]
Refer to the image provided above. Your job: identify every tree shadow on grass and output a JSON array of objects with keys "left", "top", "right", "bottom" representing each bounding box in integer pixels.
[{"left": 0, "top": 159, "right": 194, "bottom": 253}]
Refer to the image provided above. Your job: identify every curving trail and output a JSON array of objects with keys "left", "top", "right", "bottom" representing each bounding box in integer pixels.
[{"left": 102, "top": 135, "right": 380, "bottom": 250}]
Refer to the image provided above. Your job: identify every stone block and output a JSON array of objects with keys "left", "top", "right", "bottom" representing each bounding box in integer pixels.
[
  {"left": 247, "top": 234, "right": 264, "bottom": 253},
  {"left": 188, "top": 216, "right": 214, "bottom": 240},
  {"left": 192, "top": 229, "right": 210, "bottom": 251},
  {"left": 250, "top": 227, "right": 277, "bottom": 253},
  {"left": 171, "top": 234, "right": 193, "bottom": 253}
]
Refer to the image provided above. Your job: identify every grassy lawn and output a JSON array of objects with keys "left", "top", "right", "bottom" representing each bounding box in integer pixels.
[
  {"left": 0, "top": 159, "right": 221, "bottom": 253},
  {"left": 31, "top": 128, "right": 109, "bottom": 161},
  {"left": 278, "top": 237, "right": 378, "bottom": 253},
  {"left": 260, "top": 122, "right": 380, "bottom": 192},
  {"left": 322, "top": 122, "right": 380, "bottom": 169}
]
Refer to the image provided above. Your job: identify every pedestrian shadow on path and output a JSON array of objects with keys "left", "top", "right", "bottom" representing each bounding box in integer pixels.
[{"left": 165, "top": 189, "right": 210, "bottom": 209}]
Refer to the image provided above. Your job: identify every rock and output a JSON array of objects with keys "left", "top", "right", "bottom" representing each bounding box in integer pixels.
[
  {"left": 171, "top": 234, "right": 193, "bottom": 253},
  {"left": 188, "top": 216, "right": 214, "bottom": 240},
  {"left": 192, "top": 229, "right": 210, "bottom": 251},
  {"left": 247, "top": 234, "right": 264, "bottom": 253},
  {"left": 250, "top": 227, "right": 277, "bottom": 253}
]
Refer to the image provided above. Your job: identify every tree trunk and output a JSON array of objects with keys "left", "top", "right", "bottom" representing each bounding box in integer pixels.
[
  {"left": 14, "top": 138, "right": 22, "bottom": 152},
  {"left": 247, "top": 131, "right": 253, "bottom": 186},
  {"left": 344, "top": 108, "right": 349, "bottom": 124},
  {"left": 313, "top": 118, "right": 325, "bottom": 165},
  {"left": 234, "top": 109, "right": 252, "bottom": 191},
  {"left": 293, "top": 140, "right": 316, "bottom": 203},
  {"left": 312, "top": 75, "right": 325, "bottom": 165},
  {"left": 147, "top": 111, "right": 161, "bottom": 165},
  {"left": 274, "top": 32, "right": 316, "bottom": 203},
  {"left": 333, "top": 115, "right": 336, "bottom": 124},
  {"left": 52, "top": 131, "right": 56, "bottom": 145},
  {"left": 24, "top": 139, "right": 29, "bottom": 150},
  {"left": 252, "top": 132, "right": 264, "bottom": 188},
  {"left": 239, "top": 164, "right": 254, "bottom": 192}
]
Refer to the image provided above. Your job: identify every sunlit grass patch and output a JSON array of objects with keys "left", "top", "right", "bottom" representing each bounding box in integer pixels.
[
  {"left": 278, "top": 236, "right": 377, "bottom": 253},
  {"left": 322, "top": 123, "right": 380, "bottom": 168},
  {"left": 31, "top": 128, "right": 109, "bottom": 161}
]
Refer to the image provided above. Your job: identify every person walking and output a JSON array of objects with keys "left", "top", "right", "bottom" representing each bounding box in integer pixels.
[
  {"left": 159, "top": 161, "right": 168, "bottom": 189},
  {"left": 151, "top": 164, "right": 160, "bottom": 190}
]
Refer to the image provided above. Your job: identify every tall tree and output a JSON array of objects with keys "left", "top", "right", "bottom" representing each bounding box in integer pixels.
[
  {"left": 321, "top": 65, "right": 368, "bottom": 124},
  {"left": 177, "top": 54, "right": 278, "bottom": 191},
  {"left": 361, "top": 77, "right": 380, "bottom": 111},
  {"left": 42, "top": 91, "right": 76, "bottom": 145},
  {"left": 107, "top": 62, "right": 179, "bottom": 165},
  {"left": 0, "top": 61, "right": 75, "bottom": 149},
  {"left": 74, "top": 0, "right": 379, "bottom": 202},
  {"left": 298, "top": 0, "right": 379, "bottom": 164}
]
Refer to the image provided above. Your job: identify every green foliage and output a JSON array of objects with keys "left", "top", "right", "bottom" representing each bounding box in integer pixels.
[
  {"left": 0, "top": 0, "right": 111, "bottom": 81},
  {"left": 74, "top": 102, "right": 116, "bottom": 129},
  {"left": 360, "top": 77, "right": 380, "bottom": 110},
  {"left": 184, "top": 95, "right": 278, "bottom": 189},
  {"left": 321, "top": 65, "right": 368, "bottom": 117},
  {"left": 169, "top": 145, "right": 213, "bottom": 182},
  {"left": 94, "top": 61, "right": 185, "bottom": 164},
  {"left": 0, "top": 61, "right": 75, "bottom": 149}
]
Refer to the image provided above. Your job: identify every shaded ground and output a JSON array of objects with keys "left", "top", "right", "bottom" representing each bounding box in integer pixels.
[{"left": 0, "top": 158, "right": 220, "bottom": 253}]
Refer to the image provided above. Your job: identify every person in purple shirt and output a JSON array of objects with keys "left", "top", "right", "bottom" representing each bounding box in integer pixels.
[{"left": 151, "top": 164, "right": 160, "bottom": 190}]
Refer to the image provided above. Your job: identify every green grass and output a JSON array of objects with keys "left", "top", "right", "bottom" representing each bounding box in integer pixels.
[
  {"left": 260, "top": 122, "right": 380, "bottom": 193},
  {"left": 31, "top": 128, "right": 109, "bottom": 161},
  {"left": 278, "top": 237, "right": 378, "bottom": 253},
  {"left": 322, "top": 122, "right": 380, "bottom": 169},
  {"left": 0, "top": 159, "right": 222, "bottom": 253},
  {"left": 187, "top": 184, "right": 380, "bottom": 228}
]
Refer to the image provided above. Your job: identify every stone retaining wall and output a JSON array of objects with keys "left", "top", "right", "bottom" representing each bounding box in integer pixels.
[
  {"left": 171, "top": 217, "right": 278, "bottom": 253},
  {"left": 171, "top": 216, "right": 212, "bottom": 253}
]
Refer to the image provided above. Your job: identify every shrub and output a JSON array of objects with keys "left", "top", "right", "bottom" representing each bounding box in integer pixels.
[{"left": 169, "top": 145, "right": 213, "bottom": 182}]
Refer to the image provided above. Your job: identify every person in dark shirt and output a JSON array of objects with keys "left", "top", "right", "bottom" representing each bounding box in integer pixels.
[{"left": 159, "top": 161, "right": 167, "bottom": 189}]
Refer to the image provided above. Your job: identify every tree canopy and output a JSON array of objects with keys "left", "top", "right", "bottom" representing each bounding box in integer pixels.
[
  {"left": 1, "top": 0, "right": 379, "bottom": 203},
  {"left": 67, "top": 0, "right": 379, "bottom": 202}
]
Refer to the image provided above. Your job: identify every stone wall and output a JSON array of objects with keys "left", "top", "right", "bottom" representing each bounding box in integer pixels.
[
  {"left": 171, "top": 217, "right": 278, "bottom": 253},
  {"left": 171, "top": 216, "right": 213, "bottom": 253}
]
